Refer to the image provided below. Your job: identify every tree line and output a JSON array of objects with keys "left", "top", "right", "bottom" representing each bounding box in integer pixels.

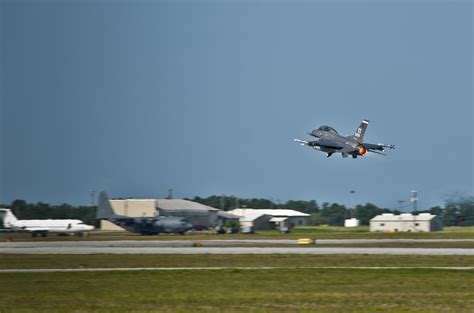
[
  {"left": 189, "top": 195, "right": 474, "bottom": 226},
  {"left": 1, "top": 195, "right": 473, "bottom": 227}
]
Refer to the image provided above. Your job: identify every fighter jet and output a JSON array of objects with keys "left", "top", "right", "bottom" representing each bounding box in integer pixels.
[
  {"left": 97, "top": 192, "right": 193, "bottom": 235},
  {"left": 294, "top": 119, "right": 394, "bottom": 158}
]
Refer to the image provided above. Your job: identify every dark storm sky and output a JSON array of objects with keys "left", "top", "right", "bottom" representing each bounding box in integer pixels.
[{"left": 1, "top": 0, "right": 472, "bottom": 209}]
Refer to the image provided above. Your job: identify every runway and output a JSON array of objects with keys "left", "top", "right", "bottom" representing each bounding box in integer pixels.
[
  {"left": 1, "top": 238, "right": 473, "bottom": 247},
  {"left": 0, "top": 239, "right": 473, "bottom": 255}
]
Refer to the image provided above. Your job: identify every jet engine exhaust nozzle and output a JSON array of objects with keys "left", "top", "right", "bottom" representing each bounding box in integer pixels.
[{"left": 358, "top": 147, "right": 367, "bottom": 156}]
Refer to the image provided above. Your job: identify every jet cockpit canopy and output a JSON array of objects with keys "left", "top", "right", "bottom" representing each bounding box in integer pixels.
[{"left": 318, "top": 125, "right": 338, "bottom": 134}]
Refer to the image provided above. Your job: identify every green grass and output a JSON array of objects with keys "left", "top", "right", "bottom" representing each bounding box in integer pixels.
[
  {"left": 1, "top": 254, "right": 472, "bottom": 312},
  {"left": 1, "top": 254, "right": 473, "bottom": 269},
  {"left": 1, "top": 226, "right": 473, "bottom": 242},
  {"left": 0, "top": 268, "right": 472, "bottom": 312}
]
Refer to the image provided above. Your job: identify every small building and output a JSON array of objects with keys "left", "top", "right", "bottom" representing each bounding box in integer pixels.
[
  {"left": 229, "top": 208, "right": 310, "bottom": 229},
  {"left": 344, "top": 218, "right": 360, "bottom": 227},
  {"left": 370, "top": 213, "right": 443, "bottom": 232}
]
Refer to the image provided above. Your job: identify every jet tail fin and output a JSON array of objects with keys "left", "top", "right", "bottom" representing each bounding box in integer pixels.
[
  {"left": 0, "top": 209, "right": 19, "bottom": 228},
  {"left": 352, "top": 119, "right": 369, "bottom": 143},
  {"left": 97, "top": 191, "right": 122, "bottom": 219}
]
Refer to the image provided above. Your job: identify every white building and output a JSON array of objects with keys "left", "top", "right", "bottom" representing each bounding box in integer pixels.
[
  {"left": 370, "top": 213, "right": 443, "bottom": 232},
  {"left": 228, "top": 208, "right": 310, "bottom": 229},
  {"left": 344, "top": 218, "right": 360, "bottom": 227}
]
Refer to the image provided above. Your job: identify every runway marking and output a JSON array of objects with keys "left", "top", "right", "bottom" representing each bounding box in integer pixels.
[{"left": 0, "top": 266, "right": 473, "bottom": 273}]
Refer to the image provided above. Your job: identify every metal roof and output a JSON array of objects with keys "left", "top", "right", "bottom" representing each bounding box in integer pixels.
[
  {"left": 109, "top": 199, "right": 219, "bottom": 213},
  {"left": 217, "top": 211, "right": 240, "bottom": 219},
  {"left": 371, "top": 213, "right": 437, "bottom": 222},
  {"left": 239, "top": 212, "right": 269, "bottom": 222},
  {"left": 156, "top": 199, "right": 219, "bottom": 212},
  {"left": 110, "top": 199, "right": 156, "bottom": 201},
  {"left": 229, "top": 208, "right": 310, "bottom": 217}
]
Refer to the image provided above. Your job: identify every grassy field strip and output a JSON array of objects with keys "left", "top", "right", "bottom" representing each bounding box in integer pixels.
[
  {"left": 1, "top": 254, "right": 473, "bottom": 269},
  {"left": 1, "top": 266, "right": 474, "bottom": 273},
  {"left": 1, "top": 267, "right": 472, "bottom": 312}
]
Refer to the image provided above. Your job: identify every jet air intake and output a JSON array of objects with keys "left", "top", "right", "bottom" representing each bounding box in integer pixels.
[{"left": 358, "top": 146, "right": 367, "bottom": 156}]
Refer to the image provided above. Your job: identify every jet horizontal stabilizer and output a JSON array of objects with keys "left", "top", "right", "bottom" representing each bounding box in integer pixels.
[
  {"left": 361, "top": 143, "right": 395, "bottom": 151},
  {"left": 368, "top": 149, "right": 387, "bottom": 156}
]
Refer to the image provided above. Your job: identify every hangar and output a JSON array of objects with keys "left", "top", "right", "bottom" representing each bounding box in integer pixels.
[
  {"left": 100, "top": 198, "right": 221, "bottom": 231},
  {"left": 370, "top": 213, "right": 443, "bottom": 232},
  {"left": 100, "top": 199, "right": 157, "bottom": 231}
]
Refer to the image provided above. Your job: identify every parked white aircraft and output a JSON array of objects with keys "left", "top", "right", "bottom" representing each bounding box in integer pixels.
[{"left": 0, "top": 208, "right": 94, "bottom": 237}]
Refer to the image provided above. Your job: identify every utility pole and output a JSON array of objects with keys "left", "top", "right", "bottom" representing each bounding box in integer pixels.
[
  {"left": 220, "top": 194, "right": 225, "bottom": 210},
  {"left": 349, "top": 190, "right": 355, "bottom": 218},
  {"left": 410, "top": 190, "right": 418, "bottom": 213}
]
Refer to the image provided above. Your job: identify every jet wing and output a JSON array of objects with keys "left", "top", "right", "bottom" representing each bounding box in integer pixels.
[
  {"left": 315, "top": 138, "right": 346, "bottom": 149},
  {"left": 21, "top": 227, "right": 54, "bottom": 232},
  {"left": 294, "top": 139, "right": 358, "bottom": 155},
  {"left": 294, "top": 138, "right": 346, "bottom": 149}
]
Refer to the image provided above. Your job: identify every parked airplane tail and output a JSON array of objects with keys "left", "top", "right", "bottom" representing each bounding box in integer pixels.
[
  {"left": 352, "top": 119, "right": 369, "bottom": 143},
  {"left": 97, "top": 191, "right": 122, "bottom": 219},
  {"left": 0, "top": 209, "right": 19, "bottom": 228}
]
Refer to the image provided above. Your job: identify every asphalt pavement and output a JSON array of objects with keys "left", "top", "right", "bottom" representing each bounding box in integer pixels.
[{"left": 0, "top": 239, "right": 473, "bottom": 255}]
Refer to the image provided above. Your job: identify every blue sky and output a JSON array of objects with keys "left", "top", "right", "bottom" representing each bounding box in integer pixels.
[{"left": 1, "top": 0, "right": 472, "bottom": 210}]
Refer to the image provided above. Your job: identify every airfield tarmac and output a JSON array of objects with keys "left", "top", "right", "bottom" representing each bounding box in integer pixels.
[
  {"left": 2, "top": 238, "right": 473, "bottom": 247},
  {"left": 1, "top": 239, "right": 473, "bottom": 255}
]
